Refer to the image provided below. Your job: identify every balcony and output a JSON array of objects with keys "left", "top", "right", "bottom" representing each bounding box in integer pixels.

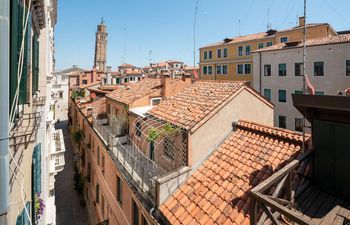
[
  {"left": 51, "top": 129, "right": 66, "bottom": 173},
  {"left": 250, "top": 152, "right": 350, "bottom": 225},
  {"left": 92, "top": 114, "right": 189, "bottom": 205}
]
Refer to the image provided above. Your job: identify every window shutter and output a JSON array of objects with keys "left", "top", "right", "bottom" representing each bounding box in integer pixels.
[
  {"left": 32, "top": 143, "right": 42, "bottom": 194},
  {"left": 32, "top": 33, "right": 39, "bottom": 93},
  {"left": 10, "top": 0, "right": 20, "bottom": 110}
]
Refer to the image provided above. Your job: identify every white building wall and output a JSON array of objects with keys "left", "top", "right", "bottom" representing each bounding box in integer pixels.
[{"left": 253, "top": 43, "right": 350, "bottom": 131}]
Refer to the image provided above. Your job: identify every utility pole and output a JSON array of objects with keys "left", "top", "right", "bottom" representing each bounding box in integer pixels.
[
  {"left": 0, "top": 0, "right": 10, "bottom": 224},
  {"left": 302, "top": 0, "right": 307, "bottom": 154}
]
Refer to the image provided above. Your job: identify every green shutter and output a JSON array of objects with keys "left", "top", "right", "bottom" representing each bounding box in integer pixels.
[
  {"left": 16, "top": 202, "right": 31, "bottom": 225},
  {"left": 32, "top": 34, "right": 39, "bottom": 93},
  {"left": 10, "top": 0, "right": 30, "bottom": 107},
  {"left": 32, "top": 143, "right": 41, "bottom": 194},
  {"left": 10, "top": 0, "right": 20, "bottom": 109}
]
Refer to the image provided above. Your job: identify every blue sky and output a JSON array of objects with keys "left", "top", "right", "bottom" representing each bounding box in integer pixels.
[{"left": 55, "top": 0, "right": 350, "bottom": 71}]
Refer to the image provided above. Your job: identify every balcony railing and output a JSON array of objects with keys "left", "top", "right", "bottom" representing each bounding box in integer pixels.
[{"left": 250, "top": 152, "right": 313, "bottom": 225}]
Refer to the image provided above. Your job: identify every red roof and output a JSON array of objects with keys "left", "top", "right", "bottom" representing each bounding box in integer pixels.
[{"left": 160, "top": 120, "right": 310, "bottom": 225}]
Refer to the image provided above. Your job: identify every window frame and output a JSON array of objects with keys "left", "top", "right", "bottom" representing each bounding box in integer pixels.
[
  {"left": 217, "top": 49, "right": 222, "bottom": 58},
  {"left": 263, "top": 89, "right": 272, "bottom": 101},
  {"left": 203, "top": 66, "right": 207, "bottom": 75},
  {"left": 266, "top": 41, "right": 273, "bottom": 47},
  {"left": 280, "top": 37, "right": 288, "bottom": 43},
  {"left": 295, "top": 118, "right": 303, "bottom": 132},
  {"left": 222, "top": 65, "right": 228, "bottom": 74},
  {"left": 258, "top": 43, "right": 264, "bottom": 49},
  {"left": 278, "top": 90, "right": 287, "bottom": 103},
  {"left": 204, "top": 51, "right": 208, "bottom": 60},
  {"left": 244, "top": 64, "right": 251, "bottom": 74},
  {"left": 151, "top": 97, "right": 161, "bottom": 106},
  {"left": 132, "top": 199, "right": 139, "bottom": 225},
  {"left": 314, "top": 61, "right": 324, "bottom": 76},
  {"left": 223, "top": 48, "right": 228, "bottom": 57},
  {"left": 238, "top": 46, "right": 243, "bottom": 56},
  {"left": 208, "top": 66, "right": 213, "bottom": 74},
  {"left": 245, "top": 45, "right": 251, "bottom": 55},
  {"left": 237, "top": 64, "right": 244, "bottom": 75},
  {"left": 295, "top": 63, "right": 303, "bottom": 76},
  {"left": 278, "top": 63, "right": 287, "bottom": 76},
  {"left": 208, "top": 50, "right": 212, "bottom": 59},
  {"left": 346, "top": 60, "right": 350, "bottom": 76},
  {"left": 278, "top": 115, "right": 287, "bottom": 129},
  {"left": 264, "top": 64, "right": 271, "bottom": 76},
  {"left": 216, "top": 65, "right": 222, "bottom": 75}
]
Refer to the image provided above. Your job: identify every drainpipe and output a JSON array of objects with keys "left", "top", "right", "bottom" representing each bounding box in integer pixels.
[
  {"left": 0, "top": 0, "right": 10, "bottom": 223},
  {"left": 259, "top": 52, "right": 262, "bottom": 93}
]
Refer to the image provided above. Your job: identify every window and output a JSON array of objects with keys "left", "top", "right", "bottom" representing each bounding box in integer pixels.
[
  {"left": 295, "top": 63, "right": 303, "bottom": 76},
  {"left": 96, "top": 183, "right": 100, "bottom": 203},
  {"left": 267, "top": 41, "right": 273, "bottom": 47},
  {"left": 347, "top": 60, "right": 350, "bottom": 76},
  {"left": 55, "top": 156, "right": 59, "bottom": 166},
  {"left": 280, "top": 37, "right": 288, "bottom": 43},
  {"left": 136, "top": 122, "right": 142, "bottom": 138},
  {"left": 245, "top": 45, "right": 251, "bottom": 55},
  {"left": 117, "top": 175, "right": 122, "bottom": 205},
  {"left": 203, "top": 66, "right": 207, "bottom": 75},
  {"left": 151, "top": 98, "right": 161, "bottom": 106},
  {"left": 217, "top": 49, "right": 222, "bottom": 58},
  {"left": 222, "top": 65, "right": 228, "bottom": 74},
  {"left": 208, "top": 50, "right": 212, "bottom": 59},
  {"left": 124, "top": 78, "right": 128, "bottom": 83},
  {"left": 264, "top": 89, "right": 272, "bottom": 101},
  {"left": 278, "top": 116, "right": 287, "bottom": 129},
  {"left": 264, "top": 64, "right": 271, "bottom": 76},
  {"left": 163, "top": 137, "right": 175, "bottom": 160},
  {"left": 245, "top": 64, "right": 251, "bottom": 74},
  {"left": 295, "top": 118, "right": 303, "bottom": 132},
  {"left": 216, "top": 65, "right": 222, "bottom": 75},
  {"left": 97, "top": 146, "right": 100, "bottom": 165},
  {"left": 204, "top": 51, "right": 208, "bottom": 59},
  {"left": 223, "top": 48, "right": 228, "bottom": 57},
  {"left": 132, "top": 199, "right": 139, "bottom": 225},
  {"left": 238, "top": 46, "right": 243, "bottom": 56},
  {"left": 258, "top": 43, "right": 264, "bottom": 49},
  {"left": 314, "top": 61, "right": 324, "bottom": 76},
  {"left": 208, "top": 66, "right": 213, "bottom": 74},
  {"left": 237, "top": 64, "right": 244, "bottom": 74},
  {"left": 82, "top": 80, "right": 87, "bottom": 85},
  {"left": 315, "top": 91, "right": 324, "bottom": 95},
  {"left": 278, "top": 64, "right": 287, "bottom": 76},
  {"left": 295, "top": 90, "right": 303, "bottom": 95},
  {"left": 278, "top": 90, "right": 287, "bottom": 102},
  {"left": 59, "top": 91, "right": 63, "bottom": 98}
]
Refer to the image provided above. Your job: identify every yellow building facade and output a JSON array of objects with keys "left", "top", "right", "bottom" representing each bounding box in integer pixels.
[{"left": 199, "top": 17, "right": 337, "bottom": 84}]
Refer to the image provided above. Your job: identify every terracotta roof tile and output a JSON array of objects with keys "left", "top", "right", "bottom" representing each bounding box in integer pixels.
[
  {"left": 160, "top": 120, "right": 310, "bottom": 225},
  {"left": 253, "top": 34, "right": 350, "bottom": 53},
  {"left": 148, "top": 81, "right": 247, "bottom": 130},
  {"left": 106, "top": 78, "right": 161, "bottom": 105}
]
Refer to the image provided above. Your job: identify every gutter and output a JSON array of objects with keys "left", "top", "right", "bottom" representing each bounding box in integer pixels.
[{"left": 0, "top": 0, "right": 10, "bottom": 221}]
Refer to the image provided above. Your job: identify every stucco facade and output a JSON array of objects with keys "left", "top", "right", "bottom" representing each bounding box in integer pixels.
[
  {"left": 199, "top": 18, "right": 336, "bottom": 84},
  {"left": 252, "top": 41, "right": 350, "bottom": 131}
]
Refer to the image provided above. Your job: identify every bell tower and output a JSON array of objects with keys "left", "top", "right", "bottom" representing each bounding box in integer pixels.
[{"left": 94, "top": 18, "right": 107, "bottom": 72}]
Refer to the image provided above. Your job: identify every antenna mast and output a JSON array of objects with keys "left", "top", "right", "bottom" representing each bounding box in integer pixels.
[
  {"left": 267, "top": 8, "right": 270, "bottom": 30},
  {"left": 193, "top": 0, "right": 199, "bottom": 68}
]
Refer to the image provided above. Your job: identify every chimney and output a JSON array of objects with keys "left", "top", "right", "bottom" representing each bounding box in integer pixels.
[
  {"left": 161, "top": 72, "right": 171, "bottom": 99},
  {"left": 299, "top": 16, "right": 305, "bottom": 27}
]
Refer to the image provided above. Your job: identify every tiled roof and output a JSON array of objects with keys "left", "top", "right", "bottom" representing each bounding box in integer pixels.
[
  {"left": 147, "top": 81, "right": 247, "bottom": 130},
  {"left": 79, "top": 97, "right": 107, "bottom": 118},
  {"left": 106, "top": 78, "right": 161, "bottom": 105},
  {"left": 200, "top": 23, "right": 329, "bottom": 49},
  {"left": 160, "top": 120, "right": 309, "bottom": 225},
  {"left": 253, "top": 34, "right": 350, "bottom": 53}
]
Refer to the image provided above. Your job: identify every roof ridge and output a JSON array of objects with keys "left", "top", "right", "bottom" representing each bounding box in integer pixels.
[{"left": 235, "top": 120, "right": 308, "bottom": 144}]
